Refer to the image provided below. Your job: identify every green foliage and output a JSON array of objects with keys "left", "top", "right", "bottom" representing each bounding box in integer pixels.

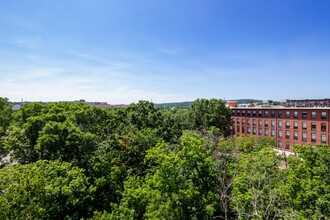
[
  {"left": 87, "top": 128, "right": 163, "bottom": 212},
  {"left": 218, "top": 136, "right": 276, "bottom": 154},
  {"left": 281, "top": 144, "right": 330, "bottom": 218},
  {"left": 0, "top": 160, "right": 94, "bottom": 219},
  {"left": 126, "top": 101, "right": 161, "bottom": 130},
  {"left": 109, "top": 132, "right": 219, "bottom": 220},
  {"left": 0, "top": 97, "right": 13, "bottom": 157},
  {"left": 4, "top": 102, "right": 100, "bottom": 166},
  {"left": 231, "top": 147, "right": 285, "bottom": 219},
  {"left": 189, "top": 98, "right": 232, "bottom": 137},
  {"left": 3, "top": 97, "right": 329, "bottom": 219},
  {"left": 73, "top": 104, "right": 114, "bottom": 139}
]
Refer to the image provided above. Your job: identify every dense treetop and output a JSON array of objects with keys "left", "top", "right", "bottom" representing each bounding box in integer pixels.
[{"left": 0, "top": 97, "right": 329, "bottom": 219}]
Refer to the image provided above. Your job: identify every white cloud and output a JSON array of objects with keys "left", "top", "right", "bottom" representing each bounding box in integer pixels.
[
  {"left": 14, "top": 37, "right": 42, "bottom": 49},
  {"left": 0, "top": 59, "right": 189, "bottom": 103}
]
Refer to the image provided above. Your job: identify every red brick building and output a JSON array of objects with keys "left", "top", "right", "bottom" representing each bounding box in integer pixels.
[{"left": 231, "top": 107, "right": 330, "bottom": 150}]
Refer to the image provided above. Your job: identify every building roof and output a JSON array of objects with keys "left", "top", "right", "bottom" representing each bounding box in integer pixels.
[{"left": 231, "top": 107, "right": 330, "bottom": 110}]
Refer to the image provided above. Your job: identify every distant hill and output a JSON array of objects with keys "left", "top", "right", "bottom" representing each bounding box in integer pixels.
[
  {"left": 155, "top": 99, "right": 269, "bottom": 109},
  {"left": 155, "top": 101, "right": 192, "bottom": 109}
]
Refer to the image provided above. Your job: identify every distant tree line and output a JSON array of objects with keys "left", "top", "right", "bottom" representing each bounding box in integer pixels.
[
  {"left": 0, "top": 97, "right": 329, "bottom": 219},
  {"left": 154, "top": 101, "right": 193, "bottom": 109}
]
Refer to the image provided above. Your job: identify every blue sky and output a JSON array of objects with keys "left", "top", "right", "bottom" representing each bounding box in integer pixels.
[{"left": 1, "top": 0, "right": 330, "bottom": 103}]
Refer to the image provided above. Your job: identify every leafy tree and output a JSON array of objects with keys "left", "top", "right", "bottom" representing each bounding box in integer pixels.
[
  {"left": 4, "top": 102, "right": 97, "bottom": 166},
  {"left": 281, "top": 144, "right": 330, "bottom": 219},
  {"left": 72, "top": 104, "right": 114, "bottom": 139},
  {"left": 189, "top": 98, "right": 232, "bottom": 137},
  {"left": 14, "top": 102, "right": 45, "bottom": 124},
  {"left": 0, "top": 97, "right": 13, "bottom": 134},
  {"left": 0, "top": 97, "right": 13, "bottom": 158},
  {"left": 125, "top": 101, "right": 185, "bottom": 143},
  {"left": 213, "top": 138, "right": 240, "bottom": 220},
  {"left": 157, "top": 108, "right": 187, "bottom": 143},
  {"left": 0, "top": 160, "right": 95, "bottom": 219},
  {"left": 108, "top": 131, "right": 219, "bottom": 220},
  {"left": 231, "top": 146, "right": 286, "bottom": 219},
  {"left": 125, "top": 101, "right": 162, "bottom": 130},
  {"left": 88, "top": 153, "right": 126, "bottom": 213},
  {"left": 5, "top": 120, "right": 96, "bottom": 166},
  {"left": 212, "top": 136, "right": 277, "bottom": 220},
  {"left": 87, "top": 128, "right": 162, "bottom": 213},
  {"left": 36, "top": 121, "right": 96, "bottom": 165}
]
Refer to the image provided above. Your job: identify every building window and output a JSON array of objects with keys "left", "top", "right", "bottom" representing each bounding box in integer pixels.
[
  {"left": 265, "top": 128, "right": 269, "bottom": 136},
  {"left": 278, "top": 120, "right": 282, "bottom": 128},
  {"left": 302, "top": 122, "right": 307, "bottom": 130},
  {"left": 294, "top": 111, "right": 298, "bottom": 118},
  {"left": 321, "top": 123, "right": 326, "bottom": 132},
  {"left": 271, "top": 129, "right": 275, "bottom": 137},
  {"left": 265, "top": 120, "right": 268, "bottom": 127},
  {"left": 237, "top": 118, "right": 240, "bottom": 124},
  {"left": 278, "top": 111, "right": 283, "bottom": 118},
  {"left": 253, "top": 111, "right": 256, "bottom": 117},
  {"left": 294, "top": 131, "right": 298, "bottom": 140},
  {"left": 286, "top": 130, "right": 290, "bottom": 139},
  {"left": 242, "top": 110, "right": 245, "bottom": 116},
  {"left": 302, "top": 112, "right": 307, "bottom": 119},
  {"left": 237, "top": 126, "right": 240, "bottom": 133},
  {"left": 253, "top": 127, "right": 256, "bottom": 134},
  {"left": 247, "top": 119, "right": 250, "bottom": 125},
  {"left": 302, "top": 132, "right": 307, "bottom": 142},
  {"left": 294, "top": 121, "right": 298, "bottom": 129},
  {"left": 247, "top": 127, "right": 250, "bottom": 134},
  {"left": 258, "top": 111, "right": 262, "bottom": 117},
  {"left": 311, "top": 133, "right": 316, "bottom": 142},
  {"left": 237, "top": 110, "right": 240, "bottom": 116},
  {"left": 285, "top": 142, "right": 290, "bottom": 150},
  {"left": 265, "top": 111, "right": 269, "bottom": 117},
  {"left": 311, "top": 122, "right": 316, "bottom": 131},
  {"left": 271, "top": 111, "right": 275, "bottom": 117},
  {"left": 321, "top": 134, "right": 327, "bottom": 144},
  {"left": 278, "top": 140, "right": 282, "bottom": 148},
  {"left": 242, "top": 119, "right": 245, "bottom": 124},
  {"left": 278, "top": 130, "right": 282, "bottom": 138},
  {"left": 253, "top": 119, "right": 256, "bottom": 125},
  {"left": 242, "top": 126, "right": 245, "bottom": 133},
  {"left": 286, "top": 121, "right": 290, "bottom": 129},
  {"left": 258, "top": 119, "right": 262, "bottom": 126},
  {"left": 271, "top": 120, "right": 275, "bottom": 128},
  {"left": 247, "top": 111, "right": 251, "bottom": 116},
  {"left": 258, "top": 128, "right": 262, "bottom": 135},
  {"left": 311, "top": 112, "right": 316, "bottom": 119},
  {"left": 321, "top": 112, "right": 327, "bottom": 119},
  {"left": 286, "top": 111, "right": 290, "bottom": 118},
  {"left": 232, "top": 110, "right": 236, "bottom": 116}
]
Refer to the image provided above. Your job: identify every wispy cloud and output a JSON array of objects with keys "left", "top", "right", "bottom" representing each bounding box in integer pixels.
[
  {"left": 13, "top": 37, "right": 42, "bottom": 49},
  {"left": 0, "top": 49, "right": 190, "bottom": 103},
  {"left": 159, "top": 47, "right": 184, "bottom": 55}
]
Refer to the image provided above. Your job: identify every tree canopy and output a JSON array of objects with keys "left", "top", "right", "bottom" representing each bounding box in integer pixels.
[{"left": 0, "top": 97, "right": 329, "bottom": 219}]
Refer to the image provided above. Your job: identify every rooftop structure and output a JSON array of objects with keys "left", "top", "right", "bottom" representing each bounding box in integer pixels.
[{"left": 284, "top": 98, "right": 330, "bottom": 108}]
